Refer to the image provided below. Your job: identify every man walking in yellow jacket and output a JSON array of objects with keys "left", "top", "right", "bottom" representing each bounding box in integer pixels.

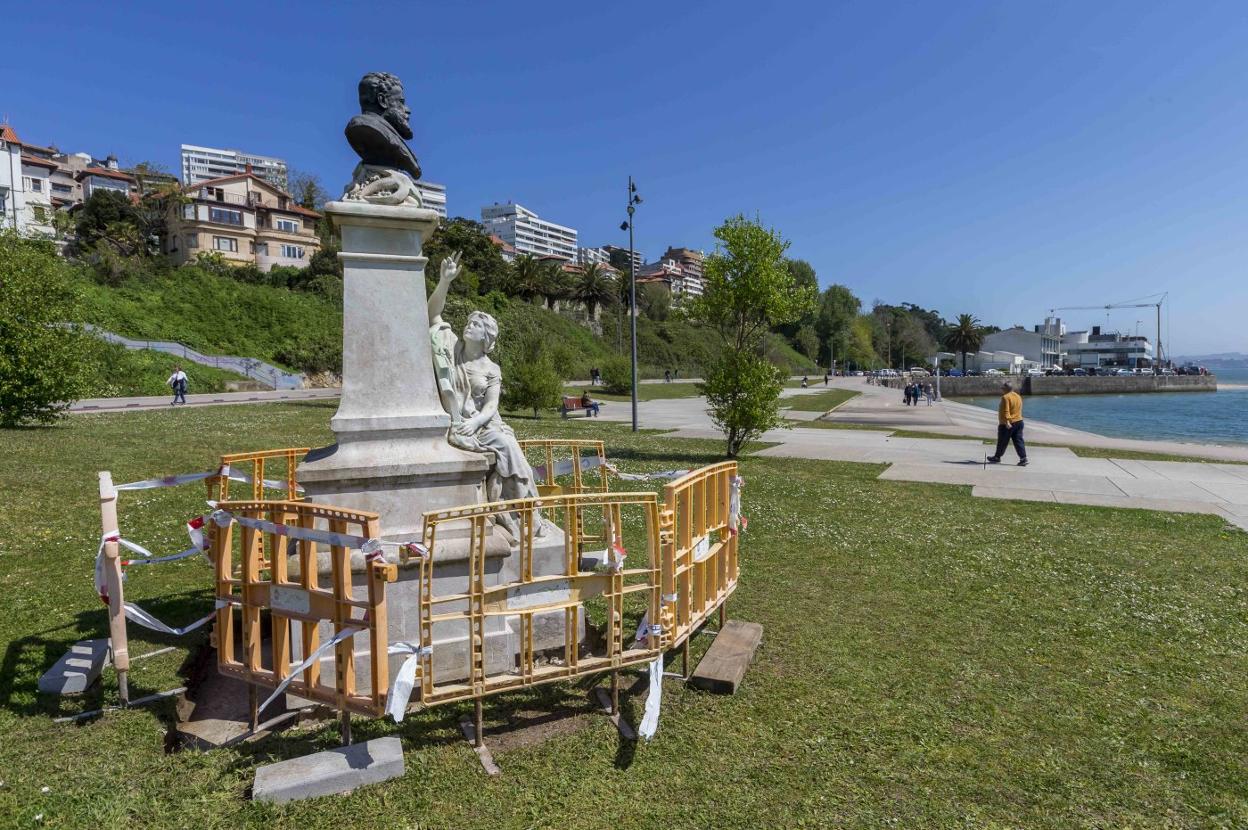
[{"left": 987, "top": 381, "right": 1028, "bottom": 466}]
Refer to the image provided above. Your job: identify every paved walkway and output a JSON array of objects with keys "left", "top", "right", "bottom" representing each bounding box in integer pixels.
[
  {"left": 72, "top": 378, "right": 1248, "bottom": 530},
  {"left": 71, "top": 388, "right": 340, "bottom": 413},
  {"left": 596, "top": 379, "right": 1248, "bottom": 530}
]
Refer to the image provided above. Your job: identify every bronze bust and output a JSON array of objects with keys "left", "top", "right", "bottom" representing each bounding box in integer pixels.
[{"left": 343, "top": 72, "right": 423, "bottom": 205}]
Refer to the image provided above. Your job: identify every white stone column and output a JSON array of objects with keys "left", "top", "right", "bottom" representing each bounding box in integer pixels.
[{"left": 297, "top": 200, "right": 488, "bottom": 538}]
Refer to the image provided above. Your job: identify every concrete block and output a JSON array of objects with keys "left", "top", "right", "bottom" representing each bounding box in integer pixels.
[
  {"left": 252, "top": 736, "right": 404, "bottom": 803},
  {"left": 38, "top": 639, "right": 109, "bottom": 695}
]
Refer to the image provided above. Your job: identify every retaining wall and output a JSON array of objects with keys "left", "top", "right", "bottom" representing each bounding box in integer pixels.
[{"left": 886, "top": 374, "right": 1217, "bottom": 396}]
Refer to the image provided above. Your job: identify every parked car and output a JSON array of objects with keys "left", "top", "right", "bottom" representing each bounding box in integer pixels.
[
  {"left": 947, "top": 369, "right": 964, "bottom": 377},
  {"left": 1114, "top": 368, "right": 1134, "bottom": 376},
  {"left": 1072, "top": 368, "right": 1088, "bottom": 376}
]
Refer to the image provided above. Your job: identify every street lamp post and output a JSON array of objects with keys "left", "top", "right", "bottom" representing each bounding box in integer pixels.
[{"left": 620, "top": 177, "right": 642, "bottom": 432}]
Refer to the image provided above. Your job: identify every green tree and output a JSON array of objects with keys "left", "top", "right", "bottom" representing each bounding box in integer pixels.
[
  {"left": 423, "top": 218, "right": 512, "bottom": 296},
  {"left": 287, "top": 168, "right": 329, "bottom": 211},
  {"left": 0, "top": 232, "right": 91, "bottom": 426},
  {"left": 637, "top": 281, "right": 671, "bottom": 322},
  {"left": 945, "top": 313, "right": 984, "bottom": 373},
  {"left": 795, "top": 324, "right": 820, "bottom": 360},
  {"left": 689, "top": 215, "right": 817, "bottom": 456},
  {"left": 541, "top": 260, "right": 569, "bottom": 310},
  {"left": 814, "top": 283, "right": 862, "bottom": 368},
  {"left": 568, "top": 262, "right": 615, "bottom": 320},
  {"left": 500, "top": 337, "right": 564, "bottom": 417},
  {"left": 599, "top": 355, "right": 633, "bottom": 395},
  {"left": 509, "top": 254, "right": 547, "bottom": 304}
]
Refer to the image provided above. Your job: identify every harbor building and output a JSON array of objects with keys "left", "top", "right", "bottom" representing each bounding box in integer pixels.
[
  {"left": 480, "top": 201, "right": 577, "bottom": 261},
  {"left": 1063, "top": 327, "right": 1154, "bottom": 369},
  {"left": 982, "top": 318, "right": 1065, "bottom": 368},
  {"left": 181, "top": 144, "right": 288, "bottom": 190},
  {"left": 163, "top": 173, "right": 320, "bottom": 271}
]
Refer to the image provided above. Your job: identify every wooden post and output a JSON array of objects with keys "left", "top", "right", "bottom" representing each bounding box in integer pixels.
[
  {"left": 682, "top": 638, "right": 690, "bottom": 679},
  {"left": 610, "top": 671, "right": 620, "bottom": 715},
  {"left": 248, "top": 685, "right": 258, "bottom": 730},
  {"left": 474, "top": 698, "right": 484, "bottom": 748},
  {"left": 98, "top": 472, "right": 129, "bottom": 705},
  {"left": 719, "top": 601, "right": 726, "bottom": 630},
  {"left": 340, "top": 710, "right": 352, "bottom": 746}
]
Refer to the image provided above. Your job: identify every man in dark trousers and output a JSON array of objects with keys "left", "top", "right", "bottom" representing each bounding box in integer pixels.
[{"left": 987, "top": 381, "right": 1027, "bottom": 466}]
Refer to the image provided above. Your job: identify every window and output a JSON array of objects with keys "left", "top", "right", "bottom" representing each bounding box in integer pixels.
[
  {"left": 183, "top": 204, "right": 195, "bottom": 220},
  {"left": 280, "top": 244, "right": 304, "bottom": 259},
  {"left": 187, "top": 234, "right": 199, "bottom": 248},
  {"left": 255, "top": 242, "right": 268, "bottom": 256},
  {"left": 30, "top": 178, "right": 43, "bottom": 192},
  {"left": 52, "top": 183, "right": 72, "bottom": 195},
  {"left": 31, "top": 206, "right": 47, "bottom": 223},
  {"left": 0, "top": 188, "right": 7, "bottom": 214},
  {"left": 213, "top": 236, "right": 237, "bottom": 252},
  {"left": 210, "top": 207, "right": 242, "bottom": 225},
  {"left": 275, "top": 218, "right": 299, "bottom": 233}
]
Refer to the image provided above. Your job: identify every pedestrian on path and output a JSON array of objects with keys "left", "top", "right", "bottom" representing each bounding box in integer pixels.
[
  {"left": 823, "top": 372, "right": 829, "bottom": 386},
  {"left": 664, "top": 369, "right": 672, "bottom": 383},
  {"left": 924, "top": 382, "right": 934, "bottom": 406},
  {"left": 168, "top": 366, "right": 188, "bottom": 406},
  {"left": 987, "top": 381, "right": 1027, "bottom": 466}
]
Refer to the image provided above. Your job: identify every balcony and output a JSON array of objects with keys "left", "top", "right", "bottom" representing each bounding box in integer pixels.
[{"left": 196, "top": 190, "right": 246, "bottom": 206}]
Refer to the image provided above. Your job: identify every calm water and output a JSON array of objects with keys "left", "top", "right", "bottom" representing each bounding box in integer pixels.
[{"left": 958, "top": 368, "right": 1248, "bottom": 446}]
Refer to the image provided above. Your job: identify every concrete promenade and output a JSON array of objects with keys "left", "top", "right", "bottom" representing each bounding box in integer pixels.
[
  {"left": 70, "top": 378, "right": 1248, "bottom": 529},
  {"left": 595, "top": 378, "right": 1248, "bottom": 530}
]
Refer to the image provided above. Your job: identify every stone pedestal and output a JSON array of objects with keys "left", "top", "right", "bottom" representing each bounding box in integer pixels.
[{"left": 296, "top": 200, "right": 489, "bottom": 537}]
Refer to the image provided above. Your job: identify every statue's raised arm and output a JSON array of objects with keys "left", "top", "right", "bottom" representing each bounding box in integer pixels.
[{"left": 427, "top": 251, "right": 461, "bottom": 326}]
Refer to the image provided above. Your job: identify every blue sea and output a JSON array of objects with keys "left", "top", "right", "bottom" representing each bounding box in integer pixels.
[{"left": 959, "top": 368, "right": 1248, "bottom": 446}]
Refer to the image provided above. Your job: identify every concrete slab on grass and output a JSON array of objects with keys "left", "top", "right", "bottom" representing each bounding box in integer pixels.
[
  {"left": 38, "top": 639, "right": 109, "bottom": 695},
  {"left": 252, "top": 736, "right": 404, "bottom": 803},
  {"left": 689, "top": 620, "right": 763, "bottom": 694}
]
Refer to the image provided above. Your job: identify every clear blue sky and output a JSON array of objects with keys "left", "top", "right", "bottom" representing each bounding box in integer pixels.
[{"left": 5, "top": 1, "right": 1246, "bottom": 354}]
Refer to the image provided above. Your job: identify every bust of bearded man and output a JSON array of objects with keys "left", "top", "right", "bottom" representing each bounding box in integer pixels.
[{"left": 343, "top": 72, "right": 424, "bottom": 205}]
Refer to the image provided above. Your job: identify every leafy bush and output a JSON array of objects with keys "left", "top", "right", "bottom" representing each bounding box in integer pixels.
[
  {"left": 500, "top": 338, "right": 563, "bottom": 417},
  {"left": 700, "top": 351, "right": 786, "bottom": 457},
  {"left": 0, "top": 232, "right": 91, "bottom": 426},
  {"left": 600, "top": 356, "right": 633, "bottom": 395}
]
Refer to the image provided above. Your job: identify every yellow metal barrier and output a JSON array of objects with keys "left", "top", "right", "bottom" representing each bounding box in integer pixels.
[
  {"left": 660, "top": 461, "right": 740, "bottom": 648},
  {"left": 211, "top": 447, "right": 308, "bottom": 502},
  {"left": 519, "top": 439, "right": 610, "bottom": 497},
  {"left": 212, "top": 500, "right": 397, "bottom": 734},
  {"left": 412, "top": 491, "right": 663, "bottom": 709}
]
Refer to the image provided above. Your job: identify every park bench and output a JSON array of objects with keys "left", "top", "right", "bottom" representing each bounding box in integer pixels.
[{"left": 560, "top": 395, "right": 600, "bottom": 418}]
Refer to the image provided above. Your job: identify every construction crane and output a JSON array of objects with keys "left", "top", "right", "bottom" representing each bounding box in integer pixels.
[{"left": 1049, "top": 292, "right": 1168, "bottom": 370}]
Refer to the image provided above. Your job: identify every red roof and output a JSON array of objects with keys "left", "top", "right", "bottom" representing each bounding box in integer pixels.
[
  {"left": 21, "top": 156, "right": 57, "bottom": 170},
  {"left": 0, "top": 125, "right": 20, "bottom": 144},
  {"left": 76, "top": 167, "right": 135, "bottom": 183},
  {"left": 276, "top": 203, "right": 321, "bottom": 219}
]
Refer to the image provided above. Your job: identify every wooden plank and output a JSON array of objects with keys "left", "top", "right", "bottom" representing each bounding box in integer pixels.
[{"left": 688, "top": 619, "right": 762, "bottom": 694}]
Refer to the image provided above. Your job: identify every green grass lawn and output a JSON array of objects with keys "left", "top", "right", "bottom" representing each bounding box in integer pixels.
[
  {"left": 590, "top": 382, "right": 704, "bottom": 402},
  {"left": 784, "top": 388, "right": 860, "bottom": 413},
  {"left": 2, "top": 404, "right": 1247, "bottom": 827}
]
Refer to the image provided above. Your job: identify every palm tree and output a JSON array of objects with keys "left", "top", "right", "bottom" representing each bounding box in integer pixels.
[
  {"left": 510, "top": 254, "right": 547, "bottom": 304},
  {"left": 569, "top": 262, "right": 615, "bottom": 321},
  {"left": 946, "top": 313, "right": 984, "bottom": 374},
  {"left": 540, "top": 260, "right": 568, "bottom": 310}
]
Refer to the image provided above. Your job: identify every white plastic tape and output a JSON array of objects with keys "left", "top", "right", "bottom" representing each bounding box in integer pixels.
[
  {"left": 729, "top": 475, "right": 745, "bottom": 535},
  {"left": 123, "top": 599, "right": 225, "bottom": 637},
  {"left": 638, "top": 653, "right": 663, "bottom": 740},
  {"left": 385, "top": 641, "right": 433, "bottom": 723},
  {"left": 533, "top": 455, "right": 607, "bottom": 480},
  {"left": 634, "top": 612, "right": 650, "bottom": 645},
  {"left": 115, "top": 470, "right": 219, "bottom": 491},
  {"left": 257, "top": 625, "right": 360, "bottom": 717},
  {"left": 608, "top": 464, "right": 691, "bottom": 482},
  {"left": 213, "top": 510, "right": 371, "bottom": 550}
]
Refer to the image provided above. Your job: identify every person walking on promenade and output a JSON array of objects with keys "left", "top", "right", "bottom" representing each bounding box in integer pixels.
[
  {"left": 925, "top": 382, "right": 934, "bottom": 406},
  {"left": 987, "top": 381, "right": 1027, "bottom": 466},
  {"left": 664, "top": 369, "right": 672, "bottom": 383},
  {"left": 823, "top": 372, "right": 829, "bottom": 386},
  {"left": 168, "top": 365, "right": 188, "bottom": 406}
]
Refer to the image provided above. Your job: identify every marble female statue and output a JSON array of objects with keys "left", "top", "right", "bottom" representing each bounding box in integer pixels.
[{"left": 427, "top": 251, "right": 542, "bottom": 517}]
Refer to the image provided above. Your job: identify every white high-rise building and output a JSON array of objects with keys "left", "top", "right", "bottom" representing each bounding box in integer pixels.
[
  {"left": 577, "top": 246, "right": 610, "bottom": 266},
  {"left": 181, "top": 144, "right": 288, "bottom": 190},
  {"left": 414, "top": 180, "right": 447, "bottom": 218},
  {"left": 480, "top": 202, "right": 577, "bottom": 261}
]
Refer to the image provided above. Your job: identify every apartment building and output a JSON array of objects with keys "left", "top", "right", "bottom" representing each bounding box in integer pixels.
[
  {"left": 661, "top": 246, "right": 706, "bottom": 298},
  {"left": 480, "top": 202, "right": 577, "bottom": 260},
  {"left": 414, "top": 180, "right": 447, "bottom": 218},
  {"left": 601, "top": 244, "right": 645, "bottom": 274},
  {"left": 181, "top": 144, "right": 288, "bottom": 190},
  {"left": 576, "top": 246, "right": 611, "bottom": 267},
  {"left": 164, "top": 173, "right": 320, "bottom": 271},
  {"left": 0, "top": 125, "right": 56, "bottom": 236}
]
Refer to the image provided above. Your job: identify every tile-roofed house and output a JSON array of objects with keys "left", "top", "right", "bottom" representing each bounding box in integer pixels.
[{"left": 164, "top": 172, "right": 321, "bottom": 272}]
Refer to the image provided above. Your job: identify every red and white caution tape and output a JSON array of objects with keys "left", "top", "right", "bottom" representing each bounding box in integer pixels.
[
  {"left": 608, "top": 540, "right": 627, "bottom": 572},
  {"left": 385, "top": 641, "right": 433, "bottom": 723},
  {"left": 606, "top": 463, "right": 692, "bottom": 482},
  {"left": 638, "top": 653, "right": 663, "bottom": 740},
  {"left": 117, "top": 466, "right": 303, "bottom": 494},
  {"left": 123, "top": 599, "right": 225, "bottom": 637},
  {"left": 532, "top": 456, "right": 608, "bottom": 480},
  {"left": 257, "top": 624, "right": 361, "bottom": 718},
  {"left": 728, "top": 475, "right": 746, "bottom": 536},
  {"left": 212, "top": 510, "right": 370, "bottom": 550}
]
